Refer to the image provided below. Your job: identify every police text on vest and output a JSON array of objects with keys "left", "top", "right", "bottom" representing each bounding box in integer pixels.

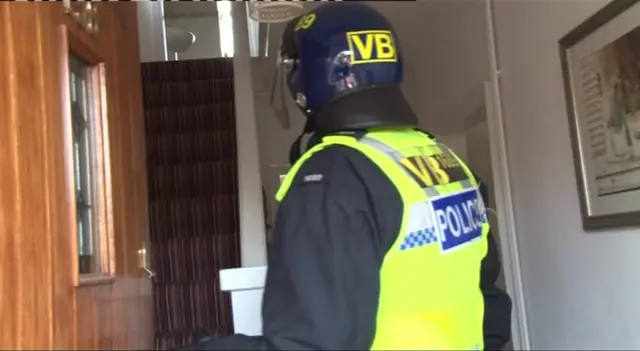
[{"left": 431, "top": 188, "right": 485, "bottom": 252}]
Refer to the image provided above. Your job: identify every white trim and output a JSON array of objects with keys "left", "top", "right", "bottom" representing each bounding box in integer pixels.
[
  {"left": 484, "top": 0, "right": 531, "bottom": 349},
  {"left": 231, "top": 2, "right": 268, "bottom": 267},
  {"left": 217, "top": 1, "right": 235, "bottom": 57}
]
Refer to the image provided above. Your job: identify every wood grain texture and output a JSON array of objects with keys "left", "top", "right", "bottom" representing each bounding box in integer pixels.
[{"left": 0, "top": 3, "right": 154, "bottom": 350}]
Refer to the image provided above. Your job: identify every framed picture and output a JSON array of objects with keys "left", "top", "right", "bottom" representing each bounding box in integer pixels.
[{"left": 559, "top": 0, "right": 640, "bottom": 230}]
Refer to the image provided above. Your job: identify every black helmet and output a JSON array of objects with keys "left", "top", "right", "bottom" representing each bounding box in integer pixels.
[{"left": 275, "top": 3, "right": 417, "bottom": 161}]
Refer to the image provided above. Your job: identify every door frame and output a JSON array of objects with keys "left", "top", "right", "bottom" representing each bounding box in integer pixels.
[{"left": 483, "top": 0, "right": 531, "bottom": 349}]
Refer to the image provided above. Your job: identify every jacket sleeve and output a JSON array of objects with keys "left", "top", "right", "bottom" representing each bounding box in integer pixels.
[
  {"left": 478, "top": 180, "right": 513, "bottom": 350},
  {"left": 186, "top": 148, "right": 384, "bottom": 350}
]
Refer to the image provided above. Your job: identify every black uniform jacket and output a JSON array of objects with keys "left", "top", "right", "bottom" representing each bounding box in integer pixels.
[{"left": 178, "top": 142, "right": 512, "bottom": 351}]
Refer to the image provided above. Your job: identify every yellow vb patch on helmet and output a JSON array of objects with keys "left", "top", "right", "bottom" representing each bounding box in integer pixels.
[{"left": 346, "top": 30, "right": 397, "bottom": 65}]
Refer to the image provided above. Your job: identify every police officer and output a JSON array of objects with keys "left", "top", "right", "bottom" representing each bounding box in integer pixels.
[{"left": 176, "top": 2, "right": 511, "bottom": 350}]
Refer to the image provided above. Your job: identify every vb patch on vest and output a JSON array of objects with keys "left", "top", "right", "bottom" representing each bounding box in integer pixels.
[{"left": 431, "top": 188, "right": 486, "bottom": 253}]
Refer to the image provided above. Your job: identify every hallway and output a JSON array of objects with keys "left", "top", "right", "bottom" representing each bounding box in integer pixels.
[{"left": 2, "top": 1, "right": 640, "bottom": 349}]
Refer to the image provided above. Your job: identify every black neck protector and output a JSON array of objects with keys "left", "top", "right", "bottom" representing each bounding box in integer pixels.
[{"left": 288, "top": 86, "right": 419, "bottom": 164}]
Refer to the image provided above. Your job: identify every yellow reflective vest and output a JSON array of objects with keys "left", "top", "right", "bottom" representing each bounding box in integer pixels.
[{"left": 276, "top": 129, "right": 488, "bottom": 350}]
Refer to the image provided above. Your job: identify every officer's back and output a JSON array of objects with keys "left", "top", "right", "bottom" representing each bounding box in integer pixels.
[{"left": 173, "top": 3, "right": 512, "bottom": 350}]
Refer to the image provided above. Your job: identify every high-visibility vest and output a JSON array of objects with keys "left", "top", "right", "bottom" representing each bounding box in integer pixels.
[{"left": 276, "top": 129, "right": 488, "bottom": 350}]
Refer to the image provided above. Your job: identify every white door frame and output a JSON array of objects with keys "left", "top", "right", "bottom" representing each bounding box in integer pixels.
[{"left": 483, "top": 0, "right": 531, "bottom": 349}]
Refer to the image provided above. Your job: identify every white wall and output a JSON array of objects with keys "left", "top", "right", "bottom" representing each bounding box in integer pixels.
[
  {"left": 163, "top": 2, "right": 260, "bottom": 61},
  {"left": 464, "top": 117, "right": 507, "bottom": 294},
  {"left": 409, "top": 1, "right": 640, "bottom": 347},
  {"left": 415, "top": 0, "right": 490, "bottom": 136},
  {"left": 137, "top": 1, "right": 167, "bottom": 62},
  {"left": 493, "top": 1, "right": 640, "bottom": 349},
  {"left": 164, "top": 16, "right": 222, "bottom": 60}
]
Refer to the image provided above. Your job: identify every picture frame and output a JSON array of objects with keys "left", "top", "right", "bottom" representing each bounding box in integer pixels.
[{"left": 559, "top": 0, "right": 640, "bottom": 230}]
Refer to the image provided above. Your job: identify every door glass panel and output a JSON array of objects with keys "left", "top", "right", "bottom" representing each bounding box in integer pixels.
[{"left": 69, "top": 54, "right": 100, "bottom": 275}]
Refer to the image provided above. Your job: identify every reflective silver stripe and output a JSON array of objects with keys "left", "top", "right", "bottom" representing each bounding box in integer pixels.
[
  {"left": 460, "top": 179, "right": 473, "bottom": 189},
  {"left": 436, "top": 141, "right": 452, "bottom": 153},
  {"left": 358, "top": 136, "right": 404, "bottom": 161},
  {"left": 424, "top": 186, "right": 440, "bottom": 197},
  {"left": 359, "top": 136, "right": 441, "bottom": 197}
]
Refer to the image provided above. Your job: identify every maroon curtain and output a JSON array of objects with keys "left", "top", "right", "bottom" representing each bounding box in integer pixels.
[{"left": 141, "top": 58, "right": 241, "bottom": 349}]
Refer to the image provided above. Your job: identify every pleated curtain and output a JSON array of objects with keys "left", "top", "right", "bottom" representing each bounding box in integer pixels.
[{"left": 141, "top": 58, "right": 241, "bottom": 349}]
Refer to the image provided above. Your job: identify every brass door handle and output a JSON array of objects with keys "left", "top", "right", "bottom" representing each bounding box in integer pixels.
[
  {"left": 138, "top": 247, "right": 156, "bottom": 279},
  {"left": 142, "top": 266, "right": 157, "bottom": 279}
]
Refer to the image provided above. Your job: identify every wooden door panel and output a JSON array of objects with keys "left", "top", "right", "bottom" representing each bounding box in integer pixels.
[
  {"left": 0, "top": 3, "right": 153, "bottom": 349},
  {"left": 0, "top": 4, "right": 62, "bottom": 348}
]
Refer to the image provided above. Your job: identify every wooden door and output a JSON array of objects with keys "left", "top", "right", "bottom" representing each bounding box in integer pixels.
[{"left": 0, "top": 3, "right": 154, "bottom": 349}]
